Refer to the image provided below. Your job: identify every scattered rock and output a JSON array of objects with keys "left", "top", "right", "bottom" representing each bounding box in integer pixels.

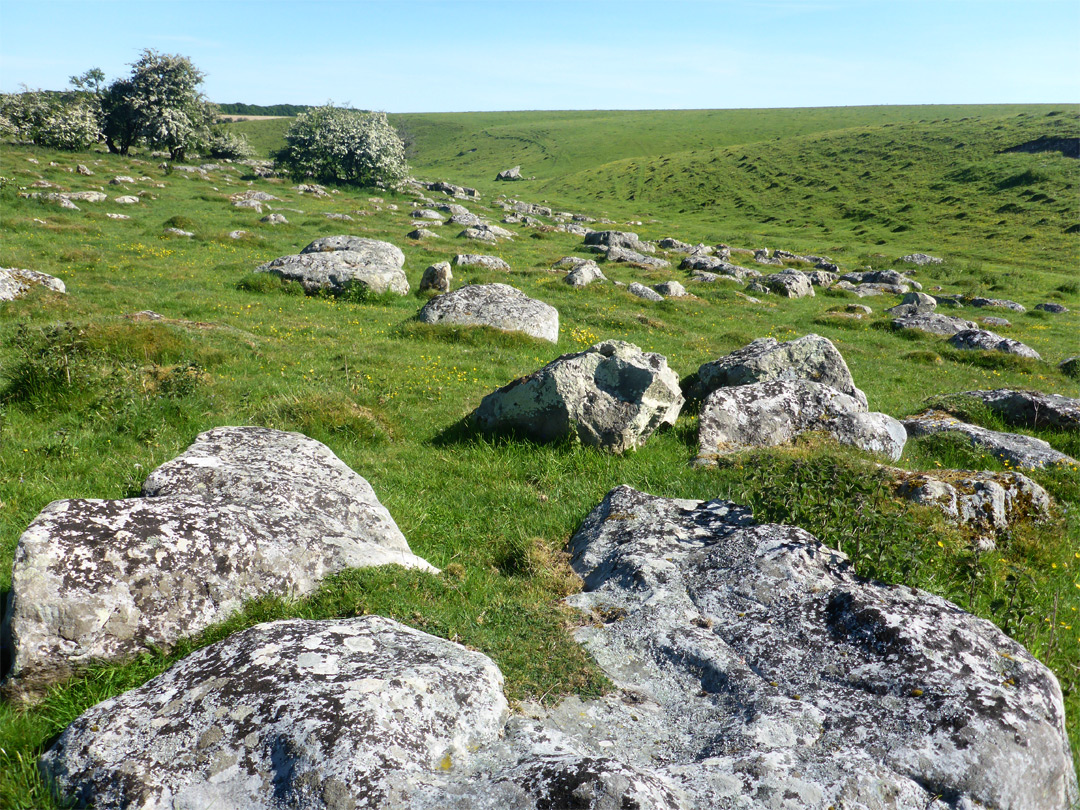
[
  {"left": 260, "top": 213, "right": 287, "bottom": 224},
  {"left": 606, "top": 247, "right": 670, "bottom": 268},
  {"left": 162, "top": 227, "right": 193, "bottom": 237},
  {"left": 900, "top": 252, "right": 943, "bottom": 265},
  {"left": 292, "top": 183, "right": 329, "bottom": 196},
  {"left": 233, "top": 199, "right": 264, "bottom": 211},
  {"left": 459, "top": 226, "right": 498, "bottom": 242},
  {"left": 696, "top": 380, "right": 905, "bottom": 463},
  {"left": 980, "top": 316, "right": 1011, "bottom": 327},
  {"left": 968, "top": 297, "right": 1026, "bottom": 313},
  {"left": 893, "top": 468, "right": 1051, "bottom": 550},
  {"left": 471, "top": 340, "right": 682, "bottom": 453},
  {"left": 412, "top": 209, "right": 444, "bottom": 220},
  {"left": 679, "top": 254, "right": 760, "bottom": 280},
  {"left": 584, "top": 230, "right": 655, "bottom": 254},
  {"left": 1061, "top": 356, "right": 1080, "bottom": 379},
  {"left": 564, "top": 262, "right": 607, "bottom": 287},
  {"left": 559, "top": 485, "right": 1077, "bottom": 810},
  {"left": 447, "top": 211, "right": 483, "bottom": 227},
  {"left": 75, "top": 164, "right": 93, "bottom": 176},
  {"left": 256, "top": 236, "right": 409, "bottom": 296},
  {"left": 628, "top": 282, "right": 664, "bottom": 301},
  {"left": 891, "top": 312, "right": 980, "bottom": 336},
  {"left": 420, "top": 261, "right": 453, "bottom": 293},
  {"left": 693, "top": 334, "right": 868, "bottom": 408},
  {"left": 227, "top": 230, "right": 249, "bottom": 239},
  {"left": 42, "top": 616, "right": 506, "bottom": 809},
  {"left": 653, "top": 280, "right": 687, "bottom": 297},
  {"left": 0, "top": 267, "right": 66, "bottom": 301},
  {"left": 417, "top": 283, "right": 558, "bottom": 343},
  {"left": 407, "top": 228, "right": 440, "bottom": 240},
  {"left": 453, "top": 254, "right": 510, "bottom": 272},
  {"left": 1, "top": 427, "right": 434, "bottom": 702},
  {"left": 885, "top": 291, "right": 938, "bottom": 317},
  {"left": 105, "top": 212, "right": 130, "bottom": 220},
  {"left": 324, "top": 212, "right": 354, "bottom": 221},
  {"left": 948, "top": 329, "right": 1040, "bottom": 360},
  {"left": 66, "top": 191, "right": 106, "bottom": 203},
  {"left": 806, "top": 269, "right": 837, "bottom": 287},
  {"left": 496, "top": 166, "right": 522, "bottom": 180},
  {"left": 763, "top": 270, "right": 814, "bottom": 298},
  {"left": 113, "top": 195, "right": 139, "bottom": 205},
  {"left": 902, "top": 411, "right": 1076, "bottom": 469},
  {"left": 109, "top": 176, "right": 135, "bottom": 185},
  {"left": 1035, "top": 302, "right": 1068, "bottom": 314},
  {"left": 944, "top": 389, "right": 1080, "bottom": 431}
]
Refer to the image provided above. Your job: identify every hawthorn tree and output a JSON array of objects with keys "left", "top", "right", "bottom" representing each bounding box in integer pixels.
[{"left": 275, "top": 105, "right": 409, "bottom": 188}]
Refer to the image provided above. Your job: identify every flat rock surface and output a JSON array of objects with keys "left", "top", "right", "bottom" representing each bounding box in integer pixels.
[
  {"left": 694, "top": 334, "right": 868, "bottom": 408},
  {"left": 417, "top": 283, "right": 558, "bottom": 343},
  {"left": 42, "top": 616, "right": 508, "bottom": 810},
  {"left": 555, "top": 485, "right": 1078, "bottom": 810},
  {"left": 256, "top": 237, "right": 408, "bottom": 295},
  {"left": 471, "top": 340, "right": 682, "bottom": 453},
  {"left": 2, "top": 427, "right": 434, "bottom": 701},
  {"left": 891, "top": 312, "right": 980, "bottom": 335},
  {"left": 948, "top": 329, "right": 1040, "bottom": 360},
  {"left": 697, "top": 379, "right": 905, "bottom": 462},
  {"left": 902, "top": 411, "right": 1077, "bottom": 469}
]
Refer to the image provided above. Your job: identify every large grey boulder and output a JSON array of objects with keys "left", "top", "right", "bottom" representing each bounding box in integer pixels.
[
  {"left": 763, "top": 269, "right": 814, "bottom": 298},
  {"left": 416, "top": 283, "right": 558, "bottom": 343},
  {"left": 471, "top": 340, "right": 683, "bottom": 453},
  {"left": 557, "top": 485, "right": 1076, "bottom": 810},
  {"left": 697, "top": 380, "right": 905, "bottom": 463},
  {"left": 605, "top": 246, "right": 670, "bottom": 268},
  {"left": 495, "top": 165, "right": 522, "bottom": 180},
  {"left": 419, "top": 261, "right": 453, "bottom": 293},
  {"left": 968, "top": 297, "right": 1026, "bottom": 313},
  {"left": 841, "top": 268, "right": 921, "bottom": 290},
  {"left": 563, "top": 261, "right": 607, "bottom": 287},
  {"left": 892, "top": 312, "right": 980, "bottom": 336},
  {"left": 946, "top": 389, "right": 1080, "bottom": 431},
  {"left": 0, "top": 267, "right": 66, "bottom": 301},
  {"left": 679, "top": 254, "right": 760, "bottom": 280},
  {"left": 453, "top": 254, "right": 510, "bottom": 271},
  {"left": 893, "top": 468, "right": 1051, "bottom": 550},
  {"left": 900, "top": 252, "right": 943, "bottom": 265},
  {"left": 255, "top": 236, "right": 409, "bottom": 296},
  {"left": 628, "top": 282, "right": 664, "bottom": 301},
  {"left": 885, "top": 291, "right": 937, "bottom": 318},
  {"left": 903, "top": 411, "right": 1077, "bottom": 469},
  {"left": 2, "top": 427, "right": 434, "bottom": 702},
  {"left": 42, "top": 616, "right": 508, "bottom": 810},
  {"left": 948, "top": 329, "right": 1041, "bottom": 360},
  {"left": 694, "top": 334, "right": 868, "bottom": 408}
]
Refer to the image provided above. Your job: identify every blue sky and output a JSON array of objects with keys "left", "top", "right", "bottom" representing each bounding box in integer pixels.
[{"left": 1, "top": 0, "right": 1077, "bottom": 111}]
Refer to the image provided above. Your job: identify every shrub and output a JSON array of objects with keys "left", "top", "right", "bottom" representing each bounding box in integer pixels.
[
  {"left": 274, "top": 105, "right": 408, "bottom": 188},
  {"left": 0, "top": 88, "right": 99, "bottom": 150},
  {"left": 207, "top": 128, "right": 254, "bottom": 159}
]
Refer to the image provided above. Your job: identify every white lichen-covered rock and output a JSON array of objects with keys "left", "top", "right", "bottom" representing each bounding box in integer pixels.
[
  {"left": 471, "top": 340, "right": 683, "bottom": 453},
  {"left": 628, "top": 282, "right": 664, "bottom": 301},
  {"left": 606, "top": 247, "right": 670, "bottom": 268},
  {"left": 563, "top": 261, "right": 606, "bottom": 287},
  {"left": 1, "top": 427, "right": 434, "bottom": 702},
  {"left": 679, "top": 254, "right": 761, "bottom": 281},
  {"left": 697, "top": 380, "right": 905, "bottom": 463},
  {"left": 0, "top": 267, "right": 66, "bottom": 301},
  {"left": 945, "top": 389, "right": 1080, "bottom": 431},
  {"left": 947, "top": 329, "right": 1041, "bottom": 360},
  {"left": 553, "top": 485, "right": 1078, "bottom": 810},
  {"left": 41, "top": 616, "right": 508, "bottom": 810},
  {"left": 968, "top": 296, "right": 1026, "bottom": 313},
  {"left": 584, "top": 230, "right": 655, "bottom": 254},
  {"left": 900, "top": 252, "right": 943, "bottom": 265},
  {"left": 417, "top": 283, "right": 558, "bottom": 343},
  {"left": 893, "top": 468, "right": 1051, "bottom": 550},
  {"left": 693, "top": 335, "right": 868, "bottom": 408},
  {"left": 654, "top": 280, "right": 687, "bottom": 297},
  {"left": 885, "top": 291, "right": 938, "bottom": 318},
  {"left": 841, "top": 268, "right": 921, "bottom": 291},
  {"left": 903, "top": 411, "right": 1077, "bottom": 469},
  {"left": 255, "top": 236, "right": 409, "bottom": 295},
  {"left": 892, "top": 312, "right": 980, "bottom": 336}
]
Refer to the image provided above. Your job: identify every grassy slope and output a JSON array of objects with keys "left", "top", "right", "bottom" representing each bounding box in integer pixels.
[{"left": 2, "top": 106, "right": 1079, "bottom": 803}]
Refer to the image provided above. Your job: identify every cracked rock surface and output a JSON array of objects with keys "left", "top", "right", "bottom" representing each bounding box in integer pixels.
[
  {"left": 416, "top": 283, "right": 558, "bottom": 343},
  {"left": 2, "top": 427, "right": 433, "bottom": 702},
  {"left": 255, "top": 236, "right": 408, "bottom": 295}
]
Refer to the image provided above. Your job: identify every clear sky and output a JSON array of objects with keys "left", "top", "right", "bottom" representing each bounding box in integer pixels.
[{"left": 1, "top": 0, "right": 1077, "bottom": 112}]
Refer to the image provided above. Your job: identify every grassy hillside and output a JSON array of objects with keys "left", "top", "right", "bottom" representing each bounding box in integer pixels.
[{"left": 1, "top": 110, "right": 1078, "bottom": 803}]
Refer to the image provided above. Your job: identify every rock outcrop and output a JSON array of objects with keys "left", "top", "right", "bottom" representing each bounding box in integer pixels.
[
  {"left": 902, "top": 411, "right": 1077, "bottom": 469},
  {"left": 0, "top": 267, "right": 66, "bottom": 301},
  {"left": 416, "top": 283, "right": 558, "bottom": 343},
  {"left": 2, "top": 427, "right": 434, "bottom": 702},
  {"left": 947, "top": 329, "right": 1041, "bottom": 360},
  {"left": 255, "top": 236, "right": 408, "bottom": 296},
  {"left": 891, "top": 312, "right": 980, "bottom": 336},
  {"left": 471, "top": 340, "right": 682, "bottom": 453}
]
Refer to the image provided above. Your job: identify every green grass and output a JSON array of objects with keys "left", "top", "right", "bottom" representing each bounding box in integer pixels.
[{"left": 2, "top": 106, "right": 1079, "bottom": 804}]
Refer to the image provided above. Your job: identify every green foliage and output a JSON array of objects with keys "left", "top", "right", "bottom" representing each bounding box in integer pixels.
[
  {"left": 216, "top": 102, "right": 308, "bottom": 117},
  {"left": 206, "top": 127, "right": 253, "bottom": 159},
  {"left": 0, "top": 88, "right": 99, "bottom": 150},
  {"left": 274, "top": 105, "right": 409, "bottom": 188}
]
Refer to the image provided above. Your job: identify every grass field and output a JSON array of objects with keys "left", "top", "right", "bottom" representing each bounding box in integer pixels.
[{"left": 2, "top": 104, "right": 1079, "bottom": 804}]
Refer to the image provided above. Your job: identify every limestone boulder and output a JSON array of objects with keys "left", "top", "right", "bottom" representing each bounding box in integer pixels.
[
  {"left": 696, "top": 380, "right": 905, "bottom": 463},
  {"left": 901, "top": 252, "right": 943, "bottom": 265},
  {"left": 255, "top": 236, "right": 409, "bottom": 296},
  {"left": 558, "top": 485, "right": 1076, "bottom": 810},
  {"left": 841, "top": 269, "right": 921, "bottom": 291},
  {"left": 902, "top": 411, "right": 1077, "bottom": 469},
  {"left": 605, "top": 246, "right": 670, "bottom": 268},
  {"left": 628, "top": 282, "right": 663, "bottom": 301},
  {"left": 419, "top": 261, "right": 453, "bottom": 293},
  {"left": 1, "top": 427, "right": 434, "bottom": 702},
  {"left": 654, "top": 280, "right": 687, "bottom": 297},
  {"left": 1035, "top": 302, "right": 1068, "bottom": 314},
  {"left": 968, "top": 297, "right": 1026, "bottom": 313},
  {"left": 495, "top": 165, "right": 522, "bottom": 180},
  {"left": 417, "top": 283, "right": 558, "bottom": 343},
  {"left": 694, "top": 334, "right": 868, "bottom": 408},
  {"left": 885, "top": 291, "right": 938, "bottom": 317},
  {"left": 584, "top": 230, "right": 655, "bottom": 254},
  {"left": 42, "top": 616, "right": 508, "bottom": 810},
  {"left": 948, "top": 329, "right": 1040, "bottom": 360},
  {"left": 452, "top": 254, "right": 510, "bottom": 271},
  {"left": 563, "top": 261, "right": 607, "bottom": 287},
  {"left": 471, "top": 340, "right": 682, "bottom": 453},
  {"left": 763, "top": 269, "right": 814, "bottom": 298},
  {"left": 0, "top": 267, "right": 66, "bottom": 301},
  {"left": 679, "top": 254, "right": 760, "bottom": 280}
]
